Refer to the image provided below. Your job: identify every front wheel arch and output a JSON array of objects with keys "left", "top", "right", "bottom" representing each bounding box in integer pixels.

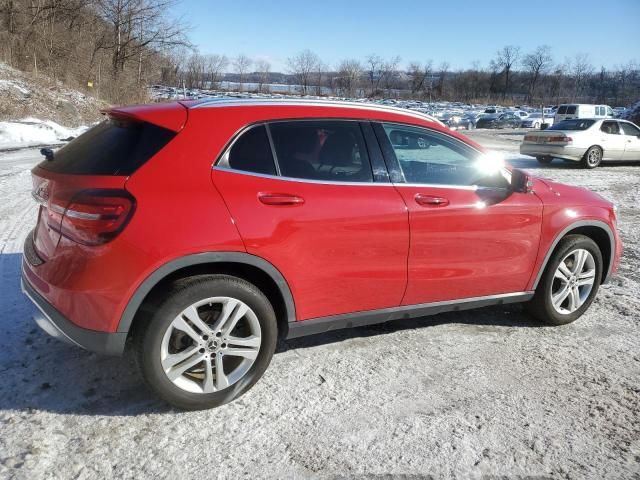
[{"left": 531, "top": 221, "right": 614, "bottom": 290}]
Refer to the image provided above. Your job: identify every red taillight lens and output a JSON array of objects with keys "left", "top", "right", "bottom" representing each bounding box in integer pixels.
[
  {"left": 53, "top": 190, "right": 135, "bottom": 245},
  {"left": 548, "top": 135, "right": 572, "bottom": 143}
]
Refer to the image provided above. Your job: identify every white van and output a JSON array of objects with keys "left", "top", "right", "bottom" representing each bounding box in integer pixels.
[{"left": 554, "top": 104, "right": 613, "bottom": 123}]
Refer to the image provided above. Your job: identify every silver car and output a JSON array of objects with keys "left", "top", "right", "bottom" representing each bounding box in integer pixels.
[{"left": 520, "top": 118, "right": 640, "bottom": 168}]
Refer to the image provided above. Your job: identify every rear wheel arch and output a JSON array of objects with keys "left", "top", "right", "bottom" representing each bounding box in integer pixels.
[
  {"left": 121, "top": 253, "right": 296, "bottom": 341},
  {"left": 532, "top": 221, "right": 614, "bottom": 289}
]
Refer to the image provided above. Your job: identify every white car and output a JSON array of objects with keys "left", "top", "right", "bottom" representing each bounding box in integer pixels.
[
  {"left": 521, "top": 113, "right": 554, "bottom": 129},
  {"left": 519, "top": 118, "right": 640, "bottom": 168}
]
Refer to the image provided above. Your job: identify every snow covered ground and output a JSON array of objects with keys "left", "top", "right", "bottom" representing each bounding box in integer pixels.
[
  {"left": 0, "top": 130, "right": 639, "bottom": 479},
  {"left": 0, "top": 119, "right": 88, "bottom": 150}
]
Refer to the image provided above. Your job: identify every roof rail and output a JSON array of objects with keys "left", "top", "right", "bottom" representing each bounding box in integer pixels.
[{"left": 189, "top": 97, "right": 444, "bottom": 126}]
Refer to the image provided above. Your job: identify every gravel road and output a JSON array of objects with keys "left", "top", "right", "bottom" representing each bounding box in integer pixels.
[{"left": 0, "top": 130, "right": 639, "bottom": 479}]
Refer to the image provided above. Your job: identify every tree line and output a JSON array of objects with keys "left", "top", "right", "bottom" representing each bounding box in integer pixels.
[
  {"left": 173, "top": 47, "right": 638, "bottom": 107},
  {"left": 0, "top": 2, "right": 638, "bottom": 107}
]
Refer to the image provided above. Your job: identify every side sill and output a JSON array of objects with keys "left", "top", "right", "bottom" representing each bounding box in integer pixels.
[{"left": 285, "top": 291, "right": 534, "bottom": 339}]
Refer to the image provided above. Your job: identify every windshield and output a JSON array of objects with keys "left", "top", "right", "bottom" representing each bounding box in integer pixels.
[{"left": 548, "top": 119, "right": 595, "bottom": 131}]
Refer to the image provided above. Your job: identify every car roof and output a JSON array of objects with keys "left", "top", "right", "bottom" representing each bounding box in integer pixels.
[{"left": 183, "top": 97, "right": 445, "bottom": 126}]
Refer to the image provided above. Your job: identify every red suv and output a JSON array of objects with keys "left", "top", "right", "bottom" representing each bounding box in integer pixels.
[{"left": 22, "top": 99, "right": 622, "bottom": 410}]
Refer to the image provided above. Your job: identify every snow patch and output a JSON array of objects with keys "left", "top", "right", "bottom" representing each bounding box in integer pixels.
[{"left": 0, "top": 118, "right": 88, "bottom": 150}]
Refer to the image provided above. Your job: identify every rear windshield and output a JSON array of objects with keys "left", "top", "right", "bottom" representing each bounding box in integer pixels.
[
  {"left": 38, "top": 118, "right": 176, "bottom": 175},
  {"left": 548, "top": 119, "right": 595, "bottom": 131}
]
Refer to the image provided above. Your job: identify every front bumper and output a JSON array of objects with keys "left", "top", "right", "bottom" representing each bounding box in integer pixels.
[{"left": 21, "top": 268, "right": 127, "bottom": 356}]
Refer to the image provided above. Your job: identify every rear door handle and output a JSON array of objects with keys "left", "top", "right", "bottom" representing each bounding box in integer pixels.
[
  {"left": 258, "top": 193, "right": 305, "bottom": 206},
  {"left": 415, "top": 193, "right": 449, "bottom": 207}
]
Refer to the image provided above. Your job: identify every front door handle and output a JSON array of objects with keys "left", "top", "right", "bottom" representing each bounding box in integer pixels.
[
  {"left": 258, "top": 193, "right": 305, "bottom": 206},
  {"left": 415, "top": 193, "right": 449, "bottom": 207}
]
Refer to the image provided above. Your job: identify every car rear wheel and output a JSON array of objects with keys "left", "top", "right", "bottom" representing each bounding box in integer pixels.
[
  {"left": 536, "top": 156, "right": 553, "bottom": 165},
  {"left": 134, "top": 274, "right": 277, "bottom": 410},
  {"left": 526, "top": 235, "right": 602, "bottom": 326},
  {"left": 582, "top": 146, "right": 602, "bottom": 169}
]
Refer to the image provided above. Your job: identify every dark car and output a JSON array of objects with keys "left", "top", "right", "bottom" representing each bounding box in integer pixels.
[
  {"left": 444, "top": 113, "right": 475, "bottom": 130},
  {"left": 476, "top": 112, "right": 522, "bottom": 129}
]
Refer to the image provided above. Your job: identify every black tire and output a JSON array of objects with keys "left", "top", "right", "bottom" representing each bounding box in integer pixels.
[
  {"left": 536, "top": 156, "right": 553, "bottom": 165},
  {"left": 526, "top": 235, "right": 603, "bottom": 326},
  {"left": 134, "top": 274, "right": 278, "bottom": 410},
  {"left": 582, "top": 146, "right": 602, "bottom": 169}
]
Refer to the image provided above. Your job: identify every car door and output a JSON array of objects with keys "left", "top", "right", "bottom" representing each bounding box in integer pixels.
[
  {"left": 599, "top": 120, "right": 626, "bottom": 160},
  {"left": 373, "top": 122, "right": 543, "bottom": 305},
  {"left": 212, "top": 120, "right": 409, "bottom": 321},
  {"left": 620, "top": 121, "right": 640, "bottom": 160}
]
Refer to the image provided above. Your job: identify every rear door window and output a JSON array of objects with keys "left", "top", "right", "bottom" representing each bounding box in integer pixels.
[
  {"left": 269, "top": 121, "right": 373, "bottom": 183},
  {"left": 37, "top": 118, "right": 176, "bottom": 175},
  {"left": 566, "top": 106, "right": 577, "bottom": 115},
  {"left": 223, "top": 125, "right": 277, "bottom": 176},
  {"left": 620, "top": 122, "right": 640, "bottom": 136}
]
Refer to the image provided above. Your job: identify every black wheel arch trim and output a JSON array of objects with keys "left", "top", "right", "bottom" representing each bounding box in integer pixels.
[
  {"left": 531, "top": 219, "right": 615, "bottom": 289},
  {"left": 117, "top": 252, "right": 297, "bottom": 334}
]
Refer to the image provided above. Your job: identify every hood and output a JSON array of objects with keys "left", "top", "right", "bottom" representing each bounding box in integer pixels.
[{"left": 533, "top": 175, "right": 613, "bottom": 208}]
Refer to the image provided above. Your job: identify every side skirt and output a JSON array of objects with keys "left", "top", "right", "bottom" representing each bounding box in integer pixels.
[{"left": 286, "top": 291, "right": 534, "bottom": 339}]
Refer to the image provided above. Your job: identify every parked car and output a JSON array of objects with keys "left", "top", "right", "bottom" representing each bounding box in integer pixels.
[
  {"left": 521, "top": 113, "right": 554, "bottom": 129},
  {"left": 554, "top": 104, "right": 613, "bottom": 123},
  {"left": 444, "top": 113, "right": 475, "bottom": 130},
  {"left": 520, "top": 118, "right": 640, "bottom": 168},
  {"left": 476, "top": 112, "right": 522, "bottom": 129},
  {"left": 23, "top": 99, "right": 622, "bottom": 410}
]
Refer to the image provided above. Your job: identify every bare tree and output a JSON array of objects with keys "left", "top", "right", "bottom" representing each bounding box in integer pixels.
[
  {"left": 522, "top": 45, "right": 553, "bottom": 103},
  {"left": 365, "top": 54, "right": 383, "bottom": 96},
  {"left": 436, "top": 61, "right": 449, "bottom": 99},
  {"left": 336, "top": 59, "right": 362, "bottom": 97},
  {"left": 204, "top": 54, "right": 228, "bottom": 89},
  {"left": 287, "top": 49, "right": 319, "bottom": 95},
  {"left": 494, "top": 45, "right": 521, "bottom": 99},
  {"left": 233, "top": 54, "right": 252, "bottom": 91},
  {"left": 95, "top": 0, "right": 190, "bottom": 81},
  {"left": 569, "top": 53, "right": 593, "bottom": 101},
  {"left": 255, "top": 59, "right": 270, "bottom": 93},
  {"left": 408, "top": 60, "right": 433, "bottom": 97},
  {"left": 380, "top": 56, "right": 401, "bottom": 96}
]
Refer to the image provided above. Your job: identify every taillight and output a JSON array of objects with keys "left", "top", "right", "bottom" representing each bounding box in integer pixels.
[
  {"left": 548, "top": 135, "right": 573, "bottom": 143},
  {"left": 524, "top": 135, "right": 535, "bottom": 142},
  {"left": 52, "top": 190, "right": 135, "bottom": 245}
]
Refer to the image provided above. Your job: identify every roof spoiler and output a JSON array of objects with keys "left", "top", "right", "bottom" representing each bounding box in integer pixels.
[{"left": 102, "top": 102, "right": 188, "bottom": 132}]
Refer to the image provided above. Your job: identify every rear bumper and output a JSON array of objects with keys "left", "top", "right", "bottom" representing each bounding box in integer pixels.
[
  {"left": 520, "top": 144, "right": 585, "bottom": 161},
  {"left": 21, "top": 268, "right": 127, "bottom": 356}
]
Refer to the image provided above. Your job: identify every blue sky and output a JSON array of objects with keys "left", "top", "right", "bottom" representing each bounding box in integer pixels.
[{"left": 171, "top": 0, "right": 640, "bottom": 71}]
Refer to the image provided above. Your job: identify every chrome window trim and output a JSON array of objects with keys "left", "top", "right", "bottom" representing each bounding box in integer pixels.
[{"left": 212, "top": 165, "right": 498, "bottom": 191}]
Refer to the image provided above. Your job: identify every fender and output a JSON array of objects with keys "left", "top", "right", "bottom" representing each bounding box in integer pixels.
[
  {"left": 530, "top": 219, "right": 615, "bottom": 289},
  {"left": 117, "top": 252, "right": 297, "bottom": 334}
]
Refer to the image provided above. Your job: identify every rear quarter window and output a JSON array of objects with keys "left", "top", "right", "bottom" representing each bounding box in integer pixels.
[{"left": 37, "top": 118, "right": 176, "bottom": 175}]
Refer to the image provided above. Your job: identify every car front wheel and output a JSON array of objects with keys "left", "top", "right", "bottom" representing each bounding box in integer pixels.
[
  {"left": 134, "top": 274, "right": 278, "bottom": 410},
  {"left": 526, "top": 235, "right": 602, "bottom": 326}
]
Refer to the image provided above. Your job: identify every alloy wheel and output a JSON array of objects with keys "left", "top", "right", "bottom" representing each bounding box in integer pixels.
[
  {"left": 550, "top": 249, "right": 596, "bottom": 315},
  {"left": 587, "top": 148, "right": 602, "bottom": 166},
  {"left": 160, "top": 297, "right": 262, "bottom": 394}
]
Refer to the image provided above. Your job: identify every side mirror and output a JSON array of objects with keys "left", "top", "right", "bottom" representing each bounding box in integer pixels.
[{"left": 511, "top": 168, "right": 533, "bottom": 193}]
